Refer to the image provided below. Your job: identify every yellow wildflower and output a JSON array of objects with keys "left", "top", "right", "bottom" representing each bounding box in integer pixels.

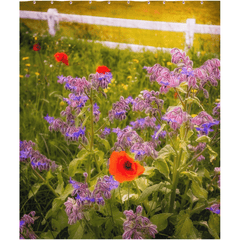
[
  {"left": 201, "top": 51, "right": 206, "bottom": 56},
  {"left": 19, "top": 75, "right": 23, "bottom": 78},
  {"left": 34, "top": 37, "right": 37, "bottom": 41},
  {"left": 123, "top": 85, "right": 128, "bottom": 90},
  {"left": 104, "top": 89, "right": 108, "bottom": 93},
  {"left": 215, "top": 99, "right": 220, "bottom": 102},
  {"left": 35, "top": 72, "right": 40, "bottom": 76},
  {"left": 111, "top": 78, "right": 115, "bottom": 83},
  {"left": 191, "top": 89, "right": 198, "bottom": 93},
  {"left": 163, "top": 59, "right": 166, "bottom": 61},
  {"left": 24, "top": 69, "right": 28, "bottom": 72},
  {"left": 25, "top": 64, "right": 30, "bottom": 67},
  {"left": 127, "top": 76, "right": 132, "bottom": 79},
  {"left": 60, "top": 101, "right": 65, "bottom": 106},
  {"left": 191, "top": 114, "right": 197, "bottom": 118},
  {"left": 133, "top": 59, "right": 139, "bottom": 63},
  {"left": 179, "top": 69, "right": 182, "bottom": 72},
  {"left": 22, "top": 57, "right": 29, "bottom": 60},
  {"left": 167, "top": 62, "right": 172, "bottom": 66},
  {"left": 154, "top": 54, "right": 158, "bottom": 58}
]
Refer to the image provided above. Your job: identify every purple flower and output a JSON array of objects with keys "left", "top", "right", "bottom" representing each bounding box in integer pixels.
[
  {"left": 109, "top": 96, "right": 131, "bottom": 122},
  {"left": 20, "top": 140, "right": 57, "bottom": 172},
  {"left": 130, "top": 117, "right": 156, "bottom": 130},
  {"left": 132, "top": 91, "right": 164, "bottom": 115},
  {"left": 195, "top": 121, "right": 219, "bottom": 136},
  {"left": 100, "top": 127, "right": 111, "bottom": 138},
  {"left": 19, "top": 211, "right": 39, "bottom": 239},
  {"left": 65, "top": 174, "right": 118, "bottom": 225},
  {"left": 162, "top": 107, "right": 189, "bottom": 130},
  {"left": 206, "top": 204, "right": 220, "bottom": 214},
  {"left": 44, "top": 114, "right": 54, "bottom": 124},
  {"left": 122, "top": 206, "right": 158, "bottom": 239}
]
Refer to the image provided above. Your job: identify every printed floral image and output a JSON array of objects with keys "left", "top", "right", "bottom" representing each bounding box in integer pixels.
[{"left": 19, "top": 1, "right": 220, "bottom": 239}]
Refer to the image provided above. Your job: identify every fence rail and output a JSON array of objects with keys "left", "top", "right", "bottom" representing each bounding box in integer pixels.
[{"left": 20, "top": 8, "right": 220, "bottom": 52}]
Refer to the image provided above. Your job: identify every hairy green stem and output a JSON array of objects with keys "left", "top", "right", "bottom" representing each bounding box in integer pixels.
[{"left": 32, "top": 168, "right": 59, "bottom": 198}]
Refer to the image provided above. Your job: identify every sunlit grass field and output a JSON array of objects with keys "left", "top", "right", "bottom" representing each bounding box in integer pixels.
[{"left": 20, "top": 1, "right": 220, "bottom": 53}]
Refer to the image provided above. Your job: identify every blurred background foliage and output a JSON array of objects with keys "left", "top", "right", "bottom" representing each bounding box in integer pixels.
[{"left": 20, "top": 1, "right": 220, "bottom": 54}]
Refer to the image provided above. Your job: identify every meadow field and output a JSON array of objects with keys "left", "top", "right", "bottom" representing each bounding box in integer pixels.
[{"left": 19, "top": 1, "right": 221, "bottom": 239}]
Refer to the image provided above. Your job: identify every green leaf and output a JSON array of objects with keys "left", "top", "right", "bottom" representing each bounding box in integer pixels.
[
  {"left": 46, "top": 170, "right": 54, "bottom": 181},
  {"left": 191, "top": 179, "right": 208, "bottom": 200},
  {"left": 68, "top": 152, "right": 90, "bottom": 177},
  {"left": 142, "top": 166, "right": 156, "bottom": 176},
  {"left": 134, "top": 178, "right": 149, "bottom": 192},
  {"left": 52, "top": 198, "right": 64, "bottom": 218},
  {"left": 55, "top": 171, "right": 64, "bottom": 195},
  {"left": 82, "top": 115, "right": 89, "bottom": 127},
  {"left": 28, "top": 183, "right": 43, "bottom": 199},
  {"left": 136, "top": 184, "right": 161, "bottom": 204},
  {"left": 157, "top": 144, "right": 176, "bottom": 160},
  {"left": 187, "top": 189, "right": 199, "bottom": 204},
  {"left": 150, "top": 213, "right": 173, "bottom": 232},
  {"left": 175, "top": 212, "right": 197, "bottom": 239},
  {"left": 59, "top": 184, "right": 73, "bottom": 201},
  {"left": 196, "top": 135, "right": 211, "bottom": 143},
  {"left": 93, "top": 149, "right": 105, "bottom": 166},
  {"left": 68, "top": 221, "right": 85, "bottom": 239},
  {"left": 40, "top": 230, "right": 59, "bottom": 239},
  {"left": 176, "top": 86, "right": 187, "bottom": 94},
  {"left": 51, "top": 209, "right": 68, "bottom": 232},
  {"left": 154, "top": 159, "right": 169, "bottom": 179},
  {"left": 77, "top": 105, "right": 90, "bottom": 118},
  {"left": 208, "top": 213, "right": 220, "bottom": 239},
  {"left": 95, "top": 134, "right": 110, "bottom": 151},
  {"left": 111, "top": 206, "right": 125, "bottom": 226},
  {"left": 185, "top": 97, "right": 204, "bottom": 110},
  {"left": 41, "top": 209, "right": 52, "bottom": 225},
  {"left": 181, "top": 171, "right": 202, "bottom": 185},
  {"left": 207, "top": 145, "right": 218, "bottom": 163},
  {"left": 90, "top": 212, "right": 107, "bottom": 227}
]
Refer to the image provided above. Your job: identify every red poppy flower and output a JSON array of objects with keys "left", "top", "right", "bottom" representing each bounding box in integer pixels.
[
  {"left": 109, "top": 151, "right": 145, "bottom": 183},
  {"left": 33, "top": 43, "right": 41, "bottom": 51},
  {"left": 96, "top": 66, "right": 111, "bottom": 74},
  {"left": 54, "top": 52, "right": 69, "bottom": 66}
]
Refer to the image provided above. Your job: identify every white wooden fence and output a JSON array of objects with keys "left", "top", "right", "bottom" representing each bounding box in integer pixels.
[{"left": 20, "top": 8, "right": 220, "bottom": 52}]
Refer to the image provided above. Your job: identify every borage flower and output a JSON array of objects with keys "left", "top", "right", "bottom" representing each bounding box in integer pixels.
[
  {"left": 123, "top": 205, "right": 158, "bottom": 239},
  {"left": 109, "top": 151, "right": 145, "bottom": 183},
  {"left": 54, "top": 52, "right": 69, "bottom": 66}
]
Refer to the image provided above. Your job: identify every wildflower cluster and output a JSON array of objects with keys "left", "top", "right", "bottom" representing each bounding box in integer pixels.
[
  {"left": 191, "top": 111, "right": 219, "bottom": 136},
  {"left": 64, "top": 173, "right": 119, "bottom": 225},
  {"left": 20, "top": 140, "right": 57, "bottom": 171},
  {"left": 122, "top": 205, "right": 158, "bottom": 239},
  {"left": 162, "top": 106, "right": 190, "bottom": 130},
  {"left": 20, "top": 211, "right": 39, "bottom": 239}
]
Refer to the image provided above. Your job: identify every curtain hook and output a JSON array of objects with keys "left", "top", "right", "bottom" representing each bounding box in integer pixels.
[
  {"left": 182, "top": 1, "right": 185, "bottom": 4},
  {"left": 201, "top": 1, "right": 203, "bottom": 4},
  {"left": 70, "top": 1, "right": 72, "bottom": 4},
  {"left": 51, "top": 1, "right": 54, "bottom": 4},
  {"left": 89, "top": 0, "right": 92, "bottom": 4},
  {"left": 148, "top": 1, "right": 150, "bottom": 4},
  {"left": 33, "top": 0, "right": 36, "bottom": 4},
  {"left": 127, "top": 0, "right": 130, "bottom": 4},
  {"left": 108, "top": 1, "right": 111, "bottom": 4},
  {"left": 163, "top": 1, "right": 165, "bottom": 4}
]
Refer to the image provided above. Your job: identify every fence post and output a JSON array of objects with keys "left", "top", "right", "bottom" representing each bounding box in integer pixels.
[
  {"left": 47, "top": 8, "right": 59, "bottom": 36},
  {"left": 185, "top": 18, "right": 196, "bottom": 49}
]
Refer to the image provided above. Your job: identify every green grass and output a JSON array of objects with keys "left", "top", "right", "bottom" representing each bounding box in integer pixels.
[{"left": 20, "top": 25, "right": 220, "bottom": 237}]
